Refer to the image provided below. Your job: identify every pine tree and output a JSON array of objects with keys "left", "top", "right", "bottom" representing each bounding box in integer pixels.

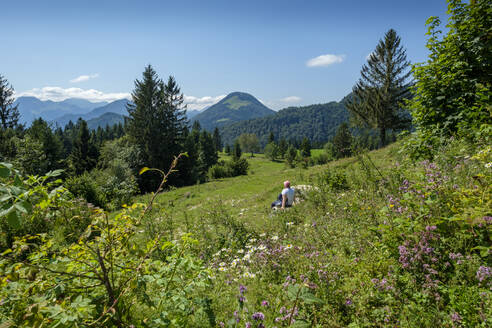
[
  {"left": 333, "top": 122, "right": 353, "bottom": 159},
  {"left": 70, "top": 119, "right": 98, "bottom": 174},
  {"left": 233, "top": 140, "right": 242, "bottom": 160},
  {"left": 126, "top": 65, "right": 187, "bottom": 190},
  {"left": 285, "top": 145, "right": 297, "bottom": 168},
  {"left": 346, "top": 29, "right": 412, "bottom": 146},
  {"left": 268, "top": 132, "right": 275, "bottom": 144},
  {"left": 225, "top": 144, "right": 231, "bottom": 155},
  {"left": 278, "top": 138, "right": 288, "bottom": 158},
  {"left": 28, "top": 118, "right": 64, "bottom": 171},
  {"left": 213, "top": 127, "right": 222, "bottom": 152},
  {"left": 300, "top": 137, "right": 311, "bottom": 158},
  {"left": 0, "top": 74, "right": 20, "bottom": 130}
]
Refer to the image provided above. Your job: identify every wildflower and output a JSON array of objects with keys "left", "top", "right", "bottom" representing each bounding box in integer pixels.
[
  {"left": 485, "top": 162, "right": 492, "bottom": 168},
  {"left": 450, "top": 312, "right": 462, "bottom": 322},
  {"left": 286, "top": 222, "right": 294, "bottom": 226},
  {"left": 261, "top": 300, "right": 269, "bottom": 307},
  {"left": 234, "top": 311, "right": 240, "bottom": 323},
  {"left": 476, "top": 266, "right": 491, "bottom": 284},
  {"left": 271, "top": 235, "right": 279, "bottom": 241},
  {"left": 345, "top": 299, "right": 352, "bottom": 306},
  {"left": 245, "top": 322, "right": 252, "bottom": 328},
  {"left": 219, "top": 267, "right": 227, "bottom": 272},
  {"left": 285, "top": 244, "right": 293, "bottom": 250},
  {"left": 239, "top": 284, "right": 247, "bottom": 294},
  {"left": 426, "top": 225, "right": 437, "bottom": 231},
  {"left": 237, "top": 249, "right": 245, "bottom": 254},
  {"left": 252, "top": 312, "right": 265, "bottom": 321}
]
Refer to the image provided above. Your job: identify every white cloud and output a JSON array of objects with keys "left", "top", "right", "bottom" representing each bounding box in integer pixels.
[
  {"left": 280, "top": 96, "right": 301, "bottom": 103},
  {"left": 184, "top": 94, "right": 226, "bottom": 110},
  {"left": 16, "top": 86, "right": 226, "bottom": 110},
  {"left": 306, "top": 54, "right": 345, "bottom": 67},
  {"left": 70, "top": 73, "right": 99, "bottom": 83},
  {"left": 16, "top": 86, "right": 130, "bottom": 103}
]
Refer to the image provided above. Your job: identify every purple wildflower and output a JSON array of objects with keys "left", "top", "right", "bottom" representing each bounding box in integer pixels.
[
  {"left": 345, "top": 299, "right": 352, "bottom": 306},
  {"left": 476, "top": 266, "right": 491, "bottom": 284},
  {"left": 252, "top": 312, "right": 265, "bottom": 321},
  {"left": 239, "top": 284, "right": 247, "bottom": 294},
  {"left": 450, "top": 312, "right": 461, "bottom": 322},
  {"left": 261, "top": 300, "right": 269, "bottom": 307}
]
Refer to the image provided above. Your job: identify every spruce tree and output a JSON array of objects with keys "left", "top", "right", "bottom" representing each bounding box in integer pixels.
[
  {"left": 126, "top": 65, "right": 187, "bottom": 190},
  {"left": 346, "top": 29, "right": 411, "bottom": 146},
  {"left": 213, "top": 127, "right": 222, "bottom": 152},
  {"left": 70, "top": 119, "right": 98, "bottom": 174},
  {"left": 233, "top": 140, "right": 242, "bottom": 160},
  {"left": 0, "top": 74, "right": 20, "bottom": 130},
  {"left": 28, "top": 118, "right": 64, "bottom": 171},
  {"left": 333, "top": 123, "right": 353, "bottom": 159},
  {"left": 300, "top": 137, "right": 311, "bottom": 158}
]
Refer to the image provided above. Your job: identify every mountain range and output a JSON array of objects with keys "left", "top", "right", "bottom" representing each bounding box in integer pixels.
[{"left": 191, "top": 92, "right": 275, "bottom": 130}]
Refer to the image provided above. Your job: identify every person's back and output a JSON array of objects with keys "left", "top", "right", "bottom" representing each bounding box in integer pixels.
[{"left": 281, "top": 187, "right": 295, "bottom": 206}]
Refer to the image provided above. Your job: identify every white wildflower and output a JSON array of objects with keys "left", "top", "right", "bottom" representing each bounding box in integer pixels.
[{"left": 485, "top": 162, "right": 492, "bottom": 168}]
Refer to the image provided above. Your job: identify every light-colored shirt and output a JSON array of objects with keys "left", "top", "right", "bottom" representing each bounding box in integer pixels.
[{"left": 281, "top": 187, "right": 295, "bottom": 206}]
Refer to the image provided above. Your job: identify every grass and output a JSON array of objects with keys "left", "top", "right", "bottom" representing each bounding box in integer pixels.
[{"left": 138, "top": 144, "right": 400, "bottom": 231}]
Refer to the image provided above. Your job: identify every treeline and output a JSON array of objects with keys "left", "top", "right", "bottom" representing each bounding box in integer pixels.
[
  {"left": 0, "top": 67, "right": 249, "bottom": 209},
  {"left": 219, "top": 101, "right": 349, "bottom": 147}
]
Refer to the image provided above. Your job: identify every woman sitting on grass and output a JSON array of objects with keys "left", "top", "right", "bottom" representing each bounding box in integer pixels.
[{"left": 271, "top": 180, "right": 295, "bottom": 209}]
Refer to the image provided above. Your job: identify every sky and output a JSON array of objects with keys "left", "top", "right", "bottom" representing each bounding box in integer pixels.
[{"left": 2, "top": 0, "right": 450, "bottom": 110}]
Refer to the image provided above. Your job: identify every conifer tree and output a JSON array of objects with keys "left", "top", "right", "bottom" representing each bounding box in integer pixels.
[
  {"left": 333, "top": 122, "right": 353, "bottom": 159},
  {"left": 70, "top": 119, "right": 98, "bottom": 174},
  {"left": 126, "top": 65, "right": 187, "bottom": 190},
  {"left": 300, "top": 137, "right": 311, "bottom": 158},
  {"left": 233, "top": 140, "right": 242, "bottom": 160},
  {"left": 346, "top": 29, "right": 411, "bottom": 146},
  {"left": 268, "top": 132, "right": 275, "bottom": 144},
  {"left": 213, "top": 127, "right": 222, "bottom": 152},
  {"left": 0, "top": 74, "right": 20, "bottom": 130},
  {"left": 28, "top": 118, "right": 64, "bottom": 171}
]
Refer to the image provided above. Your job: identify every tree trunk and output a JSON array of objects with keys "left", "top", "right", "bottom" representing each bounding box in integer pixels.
[{"left": 379, "top": 127, "right": 386, "bottom": 148}]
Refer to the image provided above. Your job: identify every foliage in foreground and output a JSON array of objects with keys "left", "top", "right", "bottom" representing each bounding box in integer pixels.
[{"left": 1, "top": 138, "right": 490, "bottom": 327}]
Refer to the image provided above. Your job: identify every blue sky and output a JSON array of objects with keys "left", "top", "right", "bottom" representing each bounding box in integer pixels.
[{"left": 2, "top": 0, "right": 449, "bottom": 110}]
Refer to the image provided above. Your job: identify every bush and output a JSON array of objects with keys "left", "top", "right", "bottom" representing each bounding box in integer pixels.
[
  {"left": 65, "top": 161, "right": 138, "bottom": 210},
  {"left": 319, "top": 168, "right": 350, "bottom": 191},
  {"left": 208, "top": 158, "right": 249, "bottom": 179}
]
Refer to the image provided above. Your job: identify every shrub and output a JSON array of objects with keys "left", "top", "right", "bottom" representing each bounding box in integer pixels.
[{"left": 208, "top": 158, "right": 249, "bottom": 180}]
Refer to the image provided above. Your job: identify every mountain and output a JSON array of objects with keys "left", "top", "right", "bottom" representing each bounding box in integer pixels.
[
  {"left": 14, "top": 97, "right": 108, "bottom": 125},
  {"left": 52, "top": 99, "right": 130, "bottom": 127},
  {"left": 192, "top": 92, "right": 275, "bottom": 130},
  {"left": 219, "top": 100, "right": 349, "bottom": 146},
  {"left": 87, "top": 112, "right": 125, "bottom": 130}
]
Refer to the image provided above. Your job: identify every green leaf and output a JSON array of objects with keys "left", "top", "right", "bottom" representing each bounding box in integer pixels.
[
  {"left": 287, "top": 284, "right": 300, "bottom": 300},
  {"left": 0, "top": 165, "right": 10, "bottom": 178},
  {"left": 14, "top": 203, "right": 28, "bottom": 214},
  {"left": 139, "top": 167, "right": 150, "bottom": 175},
  {"left": 6, "top": 210, "right": 21, "bottom": 229},
  {"left": 46, "top": 169, "right": 64, "bottom": 177},
  {"left": 300, "top": 292, "right": 324, "bottom": 304}
]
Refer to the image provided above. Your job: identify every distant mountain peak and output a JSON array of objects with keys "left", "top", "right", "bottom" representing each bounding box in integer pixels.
[{"left": 192, "top": 92, "right": 274, "bottom": 130}]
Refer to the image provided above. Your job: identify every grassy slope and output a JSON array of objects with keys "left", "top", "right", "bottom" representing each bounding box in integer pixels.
[{"left": 138, "top": 144, "right": 399, "bottom": 231}]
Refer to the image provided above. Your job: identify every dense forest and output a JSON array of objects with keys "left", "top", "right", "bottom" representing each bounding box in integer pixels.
[{"left": 220, "top": 100, "right": 349, "bottom": 147}]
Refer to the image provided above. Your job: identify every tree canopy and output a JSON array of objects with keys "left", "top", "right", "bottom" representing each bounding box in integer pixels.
[{"left": 346, "top": 29, "right": 412, "bottom": 146}]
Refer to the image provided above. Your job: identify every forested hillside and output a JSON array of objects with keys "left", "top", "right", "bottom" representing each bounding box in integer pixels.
[
  {"left": 220, "top": 101, "right": 349, "bottom": 146},
  {"left": 192, "top": 92, "right": 275, "bottom": 131}
]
